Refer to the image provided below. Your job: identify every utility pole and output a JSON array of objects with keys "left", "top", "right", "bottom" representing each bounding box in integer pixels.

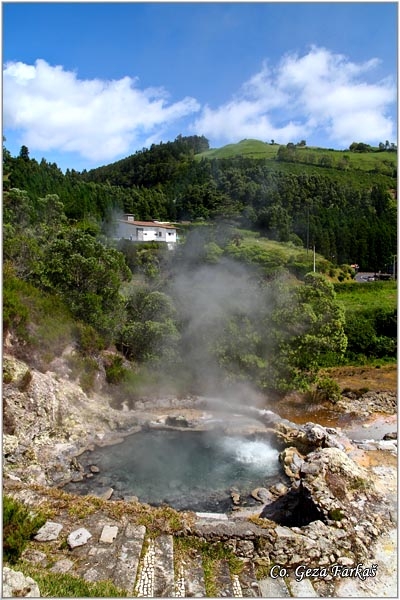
[{"left": 313, "top": 245, "right": 316, "bottom": 272}]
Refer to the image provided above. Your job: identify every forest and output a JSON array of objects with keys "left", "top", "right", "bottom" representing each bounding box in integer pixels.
[{"left": 3, "top": 135, "right": 397, "bottom": 399}]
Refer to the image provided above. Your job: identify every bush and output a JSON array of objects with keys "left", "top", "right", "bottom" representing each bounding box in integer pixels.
[
  {"left": 74, "top": 322, "right": 106, "bottom": 355},
  {"left": 3, "top": 495, "right": 46, "bottom": 564},
  {"left": 314, "top": 376, "right": 341, "bottom": 403},
  {"left": 104, "top": 355, "right": 127, "bottom": 385}
]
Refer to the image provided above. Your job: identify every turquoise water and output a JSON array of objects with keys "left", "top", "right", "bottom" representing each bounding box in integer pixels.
[{"left": 68, "top": 430, "right": 283, "bottom": 512}]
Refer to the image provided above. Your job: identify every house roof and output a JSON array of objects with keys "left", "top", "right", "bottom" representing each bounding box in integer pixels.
[{"left": 117, "top": 219, "right": 176, "bottom": 230}]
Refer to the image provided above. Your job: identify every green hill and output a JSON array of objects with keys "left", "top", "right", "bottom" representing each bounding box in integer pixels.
[
  {"left": 195, "top": 138, "right": 278, "bottom": 160},
  {"left": 196, "top": 139, "right": 397, "bottom": 179}
]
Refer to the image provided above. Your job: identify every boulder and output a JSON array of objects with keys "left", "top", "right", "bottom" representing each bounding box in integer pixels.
[
  {"left": 279, "top": 446, "right": 304, "bottom": 479},
  {"left": 251, "top": 487, "right": 274, "bottom": 504},
  {"left": 165, "top": 415, "right": 190, "bottom": 428},
  {"left": 2, "top": 567, "right": 40, "bottom": 597}
]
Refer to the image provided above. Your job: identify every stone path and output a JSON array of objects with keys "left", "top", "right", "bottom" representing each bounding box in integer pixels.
[
  {"left": 18, "top": 507, "right": 327, "bottom": 598},
  {"left": 17, "top": 509, "right": 367, "bottom": 598},
  {"left": 11, "top": 491, "right": 398, "bottom": 598}
]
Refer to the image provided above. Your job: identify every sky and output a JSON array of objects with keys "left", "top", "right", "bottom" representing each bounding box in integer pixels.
[{"left": 3, "top": 1, "right": 398, "bottom": 172}]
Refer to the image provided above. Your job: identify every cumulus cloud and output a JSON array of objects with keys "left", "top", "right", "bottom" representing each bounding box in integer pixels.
[
  {"left": 193, "top": 46, "right": 396, "bottom": 147},
  {"left": 3, "top": 59, "right": 200, "bottom": 162},
  {"left": 3, "top": 47, "right": 396, "bottom": 164}
]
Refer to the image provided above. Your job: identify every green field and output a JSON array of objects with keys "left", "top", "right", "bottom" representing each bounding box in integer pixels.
[
  {"left": 334, "top": 280, "right": 397, "bottom": 313},
  {"left": 196, "top": 139, "right": 397, "bottom": 178}
]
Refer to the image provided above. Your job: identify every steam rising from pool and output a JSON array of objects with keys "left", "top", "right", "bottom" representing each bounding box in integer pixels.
[
  {"left": 221, "top": 438, "right": 279, "bottom": 467},
  {"left": 66, "top": 430, "right": 284, "bottom": 512}
]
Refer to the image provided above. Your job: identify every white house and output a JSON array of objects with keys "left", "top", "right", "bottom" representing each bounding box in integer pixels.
[{"left": 114, "top": 214, "right": 177, "bottom": 247}]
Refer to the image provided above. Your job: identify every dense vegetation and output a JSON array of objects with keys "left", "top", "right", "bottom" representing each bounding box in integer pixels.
[
  {"left": 3, "top": 135, "right": 397, "bottom": 399},
  {"left": 5, "top": 136, "right": 396, "bottom": 271},
  {"left": 3, "top": 495, "right": 46, "bottom": 564}
]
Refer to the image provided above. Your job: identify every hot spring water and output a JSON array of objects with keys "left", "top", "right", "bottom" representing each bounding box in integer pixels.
[{"left": 67, "top": 430, "right": 283, "bottom": 512}]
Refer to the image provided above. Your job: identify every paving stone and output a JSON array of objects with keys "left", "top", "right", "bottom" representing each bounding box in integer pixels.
[
  {"left": 50, "top": 559, "right": 74, "bottom": 573},
  {"left": 179, "top": 551, "right": 207, "bottom": 597},
  {"left": 67, "top": 527, "right": 92, "bottom": 548},
  {"left": 215, "top": 559, "right": 234, "bottom": 597},
  {"left": 258, "top": 577, "right": 291, "bottom": 597},
  {"left": 288, "top": 578, "right": 319, "bottom": 597},
  {"left": 21, "top": 549, "right": 48, "bottom": 565},
  {"left": 99, "top": 524, "right": 119, "bottom": 543},
  {"left": 238, "top": 561, "right": 261, "bottom": 597},
  {"left": 196, "top": 512, "right": 229, "bottom": 520},
  {"left": 153, "top": 534, "right": 175, "bottom": 597},
  {"left": 34, "top": 520, "right": 63, "bottom": 541},
  {"left": 83, "top": 567, "right": 101, "bottom": 582},
  {"left": 112, "top": 524, "right": 146, "bottom": 593}
]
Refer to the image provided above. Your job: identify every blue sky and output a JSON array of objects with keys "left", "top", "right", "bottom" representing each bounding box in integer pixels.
[{"left": 3, "top": 2, "right": 398, "bottom": 172}]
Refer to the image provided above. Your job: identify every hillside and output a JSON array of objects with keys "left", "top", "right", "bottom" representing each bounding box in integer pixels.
[{"left": 195, "top": 138, "right": 397, "bottom": 177}]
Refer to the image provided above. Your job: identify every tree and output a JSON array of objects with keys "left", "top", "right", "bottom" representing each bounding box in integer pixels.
[
  {"left": 18, "top": 145, "right": 30, "bottom": 161},
  {"left": 38, "top": 228, "right": 130, "bottom": 340},
  {"left": 268, "top": 273, "right": 347, "bottom": 390},
  {"left": 118, "top": 287, "right": 180, "bottom": 364}
]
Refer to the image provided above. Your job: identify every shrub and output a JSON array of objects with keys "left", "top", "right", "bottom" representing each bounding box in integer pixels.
[
  {"left": 104, "top": 355, "right": 127, "bottom": 385},
  {"left": 315, "top": 376, "right": 341, "bottom": 403},
  {"left": 3, "top": 495, "right": 46, "bottom": 564},
  {"left": 74, "top": 322, "right": 106, "bottom": 355}
]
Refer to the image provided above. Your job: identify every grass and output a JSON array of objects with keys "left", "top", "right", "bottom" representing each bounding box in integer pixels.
[
  {"left": 3, "top": 269, "right": 75, "bottom": 366},
  {"left": 174, "top": 536, "right": 243, "bottom": 597},
  {"left": 224, "top": 234, "right": 342, "bottom": 279},
  {"left": 196, "top": 139, "right": 279, "bottom": 160},
  {"left": 14, "top": 562, "right": 127, "bottom": 597},
  {"left": 334, "top": 280, "right": 397, "bottom": 313},
  {"left": 195, "top": 139, "right": 397, "bottom": 176}
]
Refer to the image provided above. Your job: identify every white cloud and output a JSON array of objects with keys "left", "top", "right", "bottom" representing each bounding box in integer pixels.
[
  {"left": 193, "top": 46, "right": 396, "bottom": 147},
  {"left": 3, "top": 59, "right": 200, "bottom": 162},
  {"left": 3, "top": 48, "right": 396, "bottom": 164}
]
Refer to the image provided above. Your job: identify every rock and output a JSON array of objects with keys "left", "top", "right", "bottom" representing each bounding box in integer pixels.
[
  {"left": 337, "top": 556, "right": 355, "bottom": 566},
  {"left": 236, "top": 540, "right": 254, "bottom": 557},
  {"left": 34, "top": 521, "right": 63, "bottom": 541},
  {"left": 3, "top": 435, "right": 19, "bottom": 456},
  {"left": 231, "top": 491, "right": 241, "bottom": 505},
  {"left": 260, "top": 483, "right": 326, "bottom": 527},
  {"left": 165, "top": 415, "right": 190, "bottom": 428},
  {"left": 124, "top": 495, "right": 139, "bottom": 503},
  {"left": 67, "top": 527, "right": 92, "bottom": 548},
  {"left": 99, "top": 525, "right": 119, "bottom": 543},
  {"left": 90, "top": 465, "right": 100, "bottom": 473},
  {"left": 270, "top": 483, "right": 288, "bottom": 496},
  {"left": 50, "top": 559, "right": 74, "bottom": 573},
  {"left": 251, "top": 487, "right": 274, "bottom": 503},
  {"left": 99, "top": 487, "right": 114, "bottom": 500},
  {"left": 21, "top": 549, "right": 47, "bottom": 565},
  {"left": 2, "top": 567, "right": 41, "bottom": 597},
  {"left": 383, "top": 431, "right": 397, "bottom": 440},
  {"left": 279, "top": 446, "right": 304, "bottom": 479}
]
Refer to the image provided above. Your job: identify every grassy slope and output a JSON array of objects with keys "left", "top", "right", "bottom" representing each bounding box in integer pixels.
[
  {"left": 196, "top": 139, "right": 396, "bottom": 182},
  {"left": 334, "top": 281, "right": 397, "bottom": 313}
]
